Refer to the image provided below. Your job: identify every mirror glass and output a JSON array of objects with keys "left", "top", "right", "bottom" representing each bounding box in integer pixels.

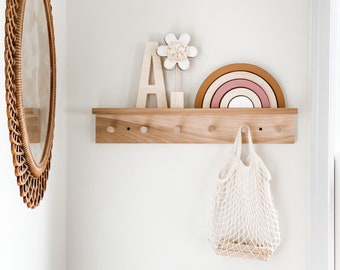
[{"left": 22, "top": 0, "right": 50, "bottom": 163}]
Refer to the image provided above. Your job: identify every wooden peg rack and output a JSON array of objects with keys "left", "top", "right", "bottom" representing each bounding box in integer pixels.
[{"left": 92, "top": 108, "right": 298, "bottom": 144}]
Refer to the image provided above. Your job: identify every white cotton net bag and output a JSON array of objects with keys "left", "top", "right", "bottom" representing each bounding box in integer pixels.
[{"left": 208, "top": 125, "right": 280, "bottom": 261}]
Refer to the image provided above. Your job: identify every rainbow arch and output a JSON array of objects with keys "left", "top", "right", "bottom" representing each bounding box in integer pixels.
[{"left": 195, "top": 63, "right": 285, "bottom": 108}]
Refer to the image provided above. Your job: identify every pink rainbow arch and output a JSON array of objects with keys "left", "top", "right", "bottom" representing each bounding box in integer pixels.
[{"left": 210, "top": 78, "right": 270, "bottom": 108}]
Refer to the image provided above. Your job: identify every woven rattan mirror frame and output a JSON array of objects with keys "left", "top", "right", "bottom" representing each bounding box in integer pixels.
[{"left": 4, "top": 0, "right": 56, "bottom": 208}]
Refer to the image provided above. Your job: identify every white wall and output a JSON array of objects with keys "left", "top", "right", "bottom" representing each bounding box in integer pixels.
[
  {"left": 67, "top": 0, "right": 310, "bottom": 270},
  {"left": 0, "top": 1, "right": 67, "bottom": 269}
]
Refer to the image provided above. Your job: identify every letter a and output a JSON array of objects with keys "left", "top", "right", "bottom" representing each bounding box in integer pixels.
[{"left": 136, "top": 42, "right": 168, "bottom": 108}]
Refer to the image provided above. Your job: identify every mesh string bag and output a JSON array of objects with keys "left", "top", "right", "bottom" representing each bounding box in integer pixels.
[{"left": 208, "top": 125, "right": 280, "bottom": 261}]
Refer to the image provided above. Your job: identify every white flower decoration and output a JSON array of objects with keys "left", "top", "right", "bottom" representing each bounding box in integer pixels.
[{"left": 157, "top": 33, "right": 198, "bottom": 71}]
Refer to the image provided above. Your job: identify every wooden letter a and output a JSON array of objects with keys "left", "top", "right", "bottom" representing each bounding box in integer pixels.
[{"left": 136, "top": 42, "right": 168, "bottom": 108}]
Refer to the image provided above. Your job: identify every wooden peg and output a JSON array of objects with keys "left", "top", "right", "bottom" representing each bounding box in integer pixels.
[
  {"left": 275, "top": 125, "right": 284, "bottom": 133},
  {"left": 241, "top": 126, "right": 249, "bottom": 133},
  {"left": 208, "top": 125, "right": 215, "bottom": 133},
  {"left": 136, "top": 42, "right": 168, "bottom": 108},
  {"left": 140, "top": 126, "right": 148, "bottom": 133},
  {"left": 106, "top": 126, "right": 115, "bottom": 133},
  {"left": 174, "top": 126, "right": 181, "bottom": 133}
]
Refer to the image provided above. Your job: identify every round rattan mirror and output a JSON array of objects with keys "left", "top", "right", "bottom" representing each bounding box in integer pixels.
[{"left": 4, "top": 0, "right": 56, "bottom": 208}]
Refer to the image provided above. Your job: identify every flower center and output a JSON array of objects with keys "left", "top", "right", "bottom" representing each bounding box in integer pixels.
[{"left": 167, "top": 42, "right": 188, "bottom": 62}]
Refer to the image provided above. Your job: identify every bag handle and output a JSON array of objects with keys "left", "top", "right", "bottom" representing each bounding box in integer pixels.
[
  {"left": 219, "top": 125, "right": 256, "bottom": 180},
  {"left": 232, "top": 125, "right": 256, "bottom": 158}
]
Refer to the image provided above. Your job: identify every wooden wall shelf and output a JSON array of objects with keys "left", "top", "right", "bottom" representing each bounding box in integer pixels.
[
  {"left": 92, "top": 108, "right": 298, "bottom": 144},
  {"left": 25, "top": 108, "right": 40, "bottom": 143}
]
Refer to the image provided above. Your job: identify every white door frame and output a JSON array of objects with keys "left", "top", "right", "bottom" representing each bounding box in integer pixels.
[{"left": 310, "top": 0, "right": 335, "bottom": 269}]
